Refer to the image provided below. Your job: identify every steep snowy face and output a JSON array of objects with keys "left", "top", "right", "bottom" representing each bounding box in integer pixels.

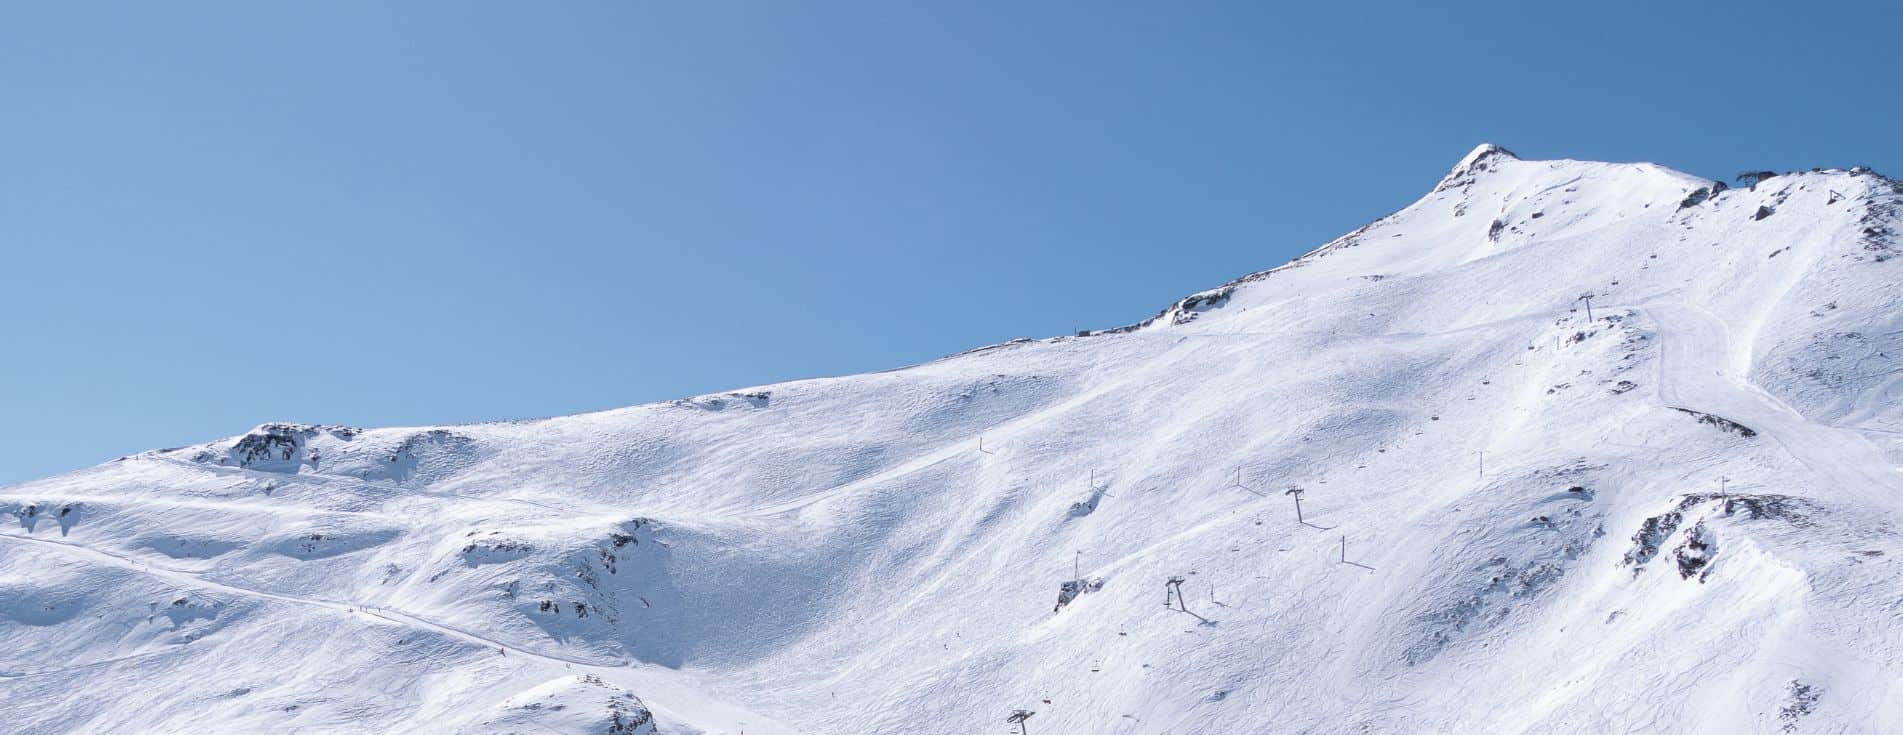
[{"left": 4, "top": 147, "right": 1902, "bottom": 735}]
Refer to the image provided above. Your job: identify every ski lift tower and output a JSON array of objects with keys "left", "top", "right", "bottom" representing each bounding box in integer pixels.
[{"left": 1006, "top": 709, "right": 1036, "bottom": 734}]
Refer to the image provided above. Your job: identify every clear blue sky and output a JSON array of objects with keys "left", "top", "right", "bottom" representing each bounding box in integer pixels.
[{"left": 3, "top": 1, "right": 1898, "bottom": 484}]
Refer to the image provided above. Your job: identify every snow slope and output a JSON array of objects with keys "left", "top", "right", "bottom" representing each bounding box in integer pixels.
[{"left": 4, "top": 145, "right": 1901, "bottom": 734}]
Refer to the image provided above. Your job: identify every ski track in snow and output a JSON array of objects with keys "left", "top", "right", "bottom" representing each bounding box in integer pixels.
[
  {"left": 0, "top": 528, "right": 791, "bottom": 734},
  {"left": 1643, "top": 302, "right": 1903, "bottom": 512}
]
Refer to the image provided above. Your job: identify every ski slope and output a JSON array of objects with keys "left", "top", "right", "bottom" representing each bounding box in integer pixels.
[{"left": 3, "top": 145, "right": 1901, "bottom": 733}]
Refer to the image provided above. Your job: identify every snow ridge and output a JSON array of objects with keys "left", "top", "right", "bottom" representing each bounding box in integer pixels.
[{"left": 3, "top": 146, "right": 1902, "bottom": 734}]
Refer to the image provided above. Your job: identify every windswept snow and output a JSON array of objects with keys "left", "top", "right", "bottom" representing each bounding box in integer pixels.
[{"left": 4, "top": 146, "right": 1902, "bottom": 733}]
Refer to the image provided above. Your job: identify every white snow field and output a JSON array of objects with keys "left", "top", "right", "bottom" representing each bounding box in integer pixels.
[{"left": 4, "top": 146, "right": 1902, "bottom": 734}]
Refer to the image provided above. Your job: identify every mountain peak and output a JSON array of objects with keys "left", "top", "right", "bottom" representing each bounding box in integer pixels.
[
  {"left": 1436, "top": 143, "right": 1520, "bottom": 192},
  {"left": 1458, "top": 142, "right": 1518, "bottom": 166}
]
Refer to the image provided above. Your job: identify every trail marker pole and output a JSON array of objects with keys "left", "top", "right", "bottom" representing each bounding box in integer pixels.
[
  {"left": 1478, "top": 450, "right": 1485, "bottom": 480},
  {"left": 1339, "top": 536, "right": 1375, "bottom": 570}
]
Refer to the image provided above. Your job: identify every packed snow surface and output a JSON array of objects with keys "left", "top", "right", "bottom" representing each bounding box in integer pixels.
[{"left": 5, "top": 146, "right": 1902, "bottom": 734}]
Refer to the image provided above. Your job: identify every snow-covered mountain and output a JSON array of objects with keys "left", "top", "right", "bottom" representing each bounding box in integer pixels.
[{"left": 4, "top": 145, "right": 1901, "bottom": 734}]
